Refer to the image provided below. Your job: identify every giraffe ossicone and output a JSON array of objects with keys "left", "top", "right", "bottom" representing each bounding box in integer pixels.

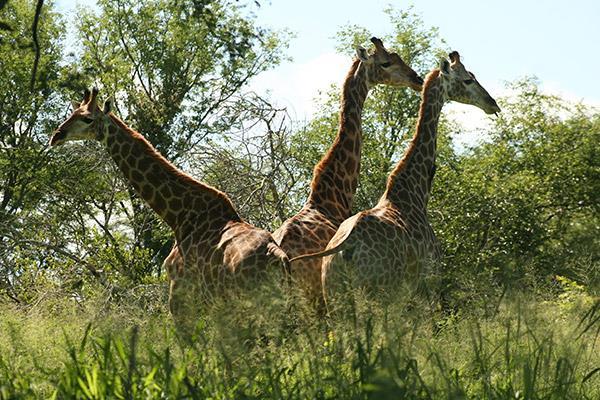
[
  {"left": 271, "top": 37, "right": 423, "bottom": 306},
  {"left": 291, "top": 51, "right": 500, "bottom": 307},
  {"left": 50, "top": 87, "right": 290, "bottom": 334}
]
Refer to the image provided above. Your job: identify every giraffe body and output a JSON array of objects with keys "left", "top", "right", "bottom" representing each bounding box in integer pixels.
[
  {"left": 51, "top": 88, "right": 289, "bottom": 333},
  {"left": 319, "top": 200, "right": 441, "bottom": 295},
  {"left": 291, "top": 52, "right": 500, "bottom": 304},
  {"left": 273, "top": 37, "right": 423, "bottom": 303}
]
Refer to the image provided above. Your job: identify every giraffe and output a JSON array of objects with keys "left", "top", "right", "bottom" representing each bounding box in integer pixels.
[
  {"left": 50, "top": 88, "right": 290, "bottom": 334},
  {"left": 272, "top": 37, "right": 424, "bottom": 306},
  {"left": 291, "top": 51, "right": 500, "bottom": 307}
]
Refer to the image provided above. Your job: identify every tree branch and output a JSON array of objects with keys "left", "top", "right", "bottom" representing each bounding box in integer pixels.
[
  {"left": 30, "top": 0, "right": 44, "bottom": 92},
  {"left": 3, "top": 233, "right": 109, "bottom": 287}
]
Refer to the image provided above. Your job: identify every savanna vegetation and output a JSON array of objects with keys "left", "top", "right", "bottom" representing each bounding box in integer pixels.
[{"left": 0, "top": 0, "right": 598, "bottom": 398}]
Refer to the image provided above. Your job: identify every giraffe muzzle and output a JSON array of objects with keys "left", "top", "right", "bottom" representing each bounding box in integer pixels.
[
  {"left": 49, "top": 129, "right": 67, "bottom": 146},
  {"left": 485, "top": 97, "right": 501, "bottom": 115},
  {"left": 411, "top": 75, "right": 424, "bottom": 91}
]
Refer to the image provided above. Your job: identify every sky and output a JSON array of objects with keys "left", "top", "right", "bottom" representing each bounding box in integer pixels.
[{"left": 55, "top": 0, "right": 600, "bottom": 128}]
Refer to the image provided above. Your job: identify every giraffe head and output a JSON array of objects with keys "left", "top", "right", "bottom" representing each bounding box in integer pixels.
[
  {"left": 50, "top": 87, "right": 111, "bottom": 146},
  {"left": 356, "top": 37, "right": 423, "bottom": 91},
  {"left": 439, "top": 51, "right": 501, "bottom": 114}
]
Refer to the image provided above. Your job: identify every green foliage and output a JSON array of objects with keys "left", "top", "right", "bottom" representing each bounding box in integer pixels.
[
  {"left": 0, "top": 290, "right": 598, "bottom": 399},
  {"left": 430, "top": 78, "right": 600, "bottom": 302},
  {"left": 75, "top": 0, "right": 288, "bottom": 155},
  {"left": 0, "top": 0, "right": 73, "bottom": 302},
  {"left": 0, "top": 0, "right": 291, "bottom": 302}
]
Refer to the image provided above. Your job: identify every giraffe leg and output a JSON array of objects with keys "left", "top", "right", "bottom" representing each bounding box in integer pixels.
[
  {"left": 291, "top": 258, "right": 325, "bottom": 312},
  {"left": 169, "top": 278, "right": 203, "bottom": 339}
]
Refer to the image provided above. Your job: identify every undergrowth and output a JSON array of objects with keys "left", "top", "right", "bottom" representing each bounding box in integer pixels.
[{"left": 0, "top": 281, "right": 598, "bottom": 399}]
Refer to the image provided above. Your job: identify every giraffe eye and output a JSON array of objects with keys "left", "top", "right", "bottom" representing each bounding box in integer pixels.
[
  {"left": 82, "top": 117, "right": 94, "bottom": 124},
  {"left": 380, "top": 62, "right": 392, "bottom": 68},
  {"left": 464, "top": 79, "right": 474, "bottom": 84}
]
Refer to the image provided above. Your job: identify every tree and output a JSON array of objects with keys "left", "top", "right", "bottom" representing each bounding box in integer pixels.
[
  {"left": 193, "top": 97, "right": 302, "bottom": 229},
  {"left": 431, "top": 77, "right": 600, "bottom": 302},
  {"left": 0, "top": 0, "right": 291, "bottom": 302},
  {"left": 65, "top": 0, "right": 290, "bottom": 276},
  {"left": 0, "top": 0, "right": 76, "bottom": 302}
]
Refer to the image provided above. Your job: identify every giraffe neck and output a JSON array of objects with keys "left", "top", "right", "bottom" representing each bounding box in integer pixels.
[
  {"left": 381, "top": 70, "right": 445, "bottom": 210},
  {"left": 306, "top": 59, "right": 369, "bottom": 224},
  {"left": 101, "top": 114, "right": 240, "bottom": 238}
]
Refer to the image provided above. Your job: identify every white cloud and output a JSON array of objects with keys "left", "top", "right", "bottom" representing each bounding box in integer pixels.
[
  {"left": 447, "top": 80, "right": 600, "bottom": 149},
  {"left": 250, "top": 52, "right": 350, "bottom": 120},
  {"left": 540, "top": 81, "right": 600, "bottom": 108}
]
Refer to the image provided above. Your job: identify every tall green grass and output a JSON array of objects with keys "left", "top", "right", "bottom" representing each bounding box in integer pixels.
[{"left": 0, "top": 283, "right": 598, "bottom": 399}]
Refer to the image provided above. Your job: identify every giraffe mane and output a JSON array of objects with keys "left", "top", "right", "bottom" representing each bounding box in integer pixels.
[
  {"left": 385, "top": 68, "right": 441, "bottom": 184},
  {"left": 310, "top": 58, "right": 362, "bottom": 192},
  {"left": 107, "top": 113, "right": 239, "bottom": 212}
]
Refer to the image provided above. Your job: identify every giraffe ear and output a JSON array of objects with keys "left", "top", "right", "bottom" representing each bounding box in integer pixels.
[
  {"left": 449, "top": 51, "right": 460, "bottom": 64},
  {"left": 102, "top": 98, "right": 112, "bottom": 114},
  {"left": 440, "top": 59, "right": 450, "bottom": 75},
  {"left": 356, "top": 46, "right": 369, "bottom": 62}
]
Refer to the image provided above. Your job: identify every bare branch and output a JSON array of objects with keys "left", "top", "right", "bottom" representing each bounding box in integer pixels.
[{"left": 30, "top": 0, "right": 44, "bottom": 92}]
